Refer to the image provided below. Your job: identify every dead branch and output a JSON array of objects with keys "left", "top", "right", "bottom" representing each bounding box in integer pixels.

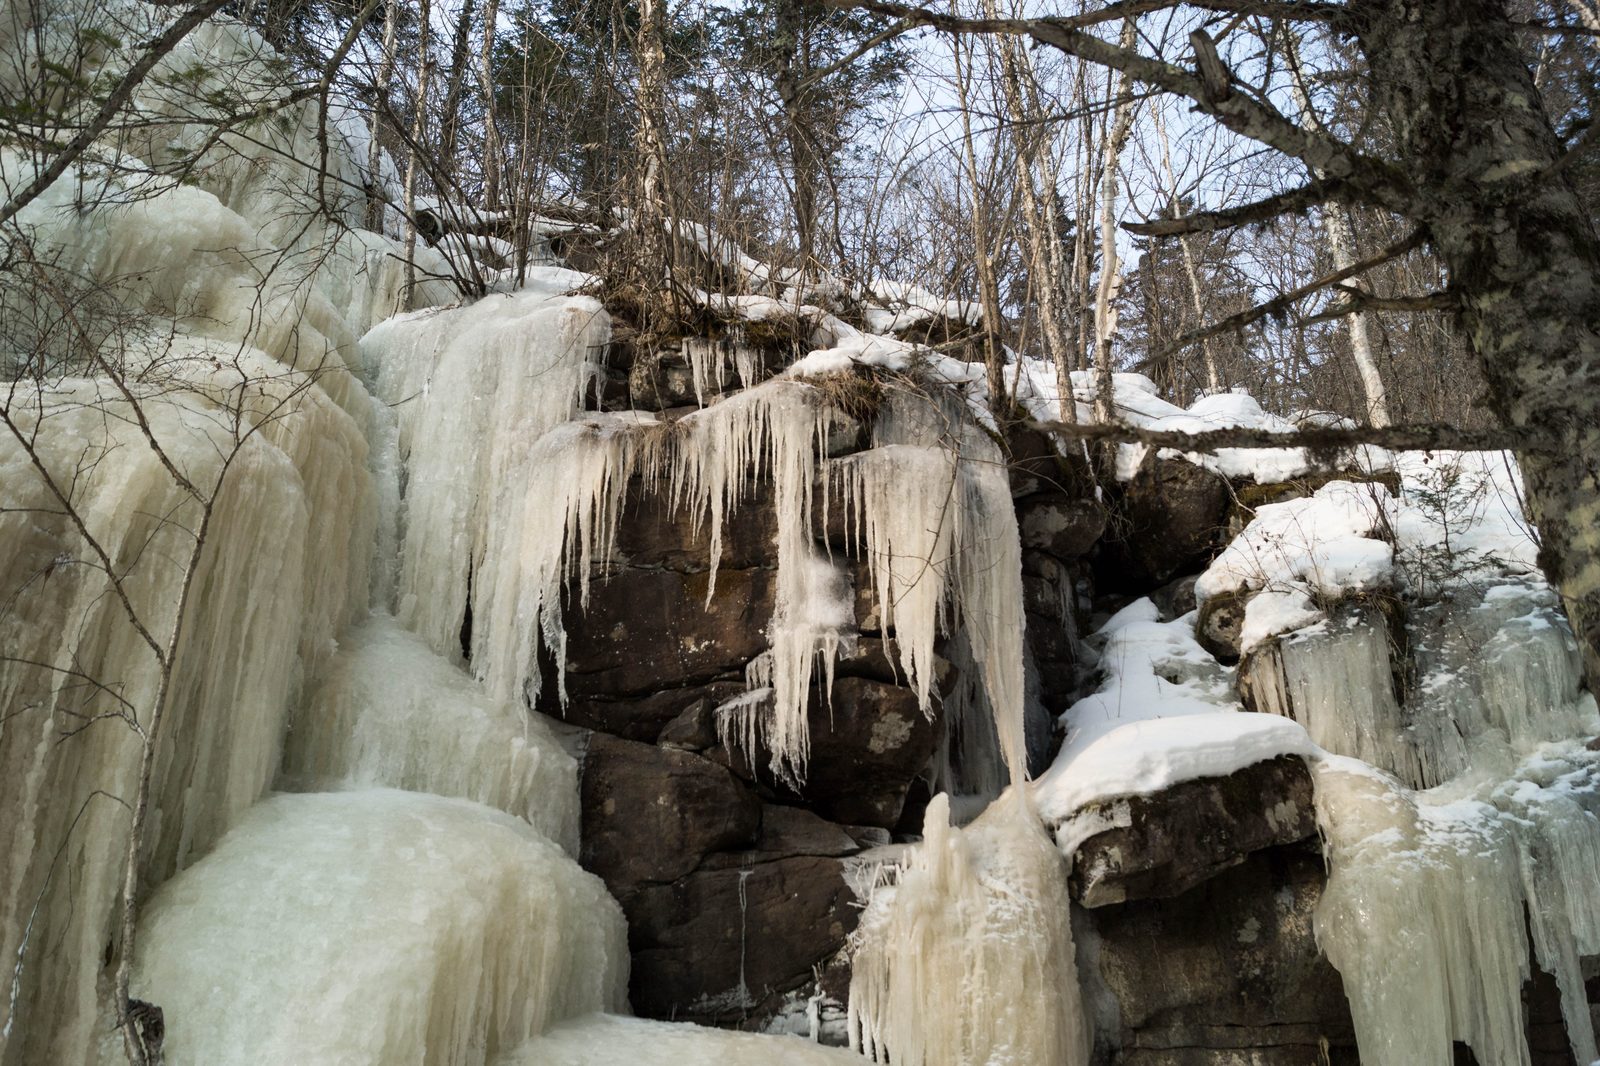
[
  {"left": 1028, "top": 419, "right": 1542, "bottom": 454},
  {"left": 1122, "top": 178, "right": 1348, "bottom": 236}
]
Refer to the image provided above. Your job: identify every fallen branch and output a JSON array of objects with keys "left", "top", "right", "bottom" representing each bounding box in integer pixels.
[{"left": 1028, "top": 418, "right": 1542, "bottom": 454}]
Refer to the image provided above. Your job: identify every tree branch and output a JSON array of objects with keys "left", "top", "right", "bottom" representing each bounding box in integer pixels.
[
  {"left": 820, "top": 0, "right": 1412, "bottom": 210},
  {"left": 1122, "top": 177, "right": 1349, "bottom": 236},
  {"left": 0, "top": 0, "right": 230, "bottom": 231},
  {"left": 1299, "top": 285, "right": 1457, "bottom": 324},
  {"left": 1029, "top": 419, "right": 1542, "bottom": 454},
  {"left": 1147, "top": 227, "right": 1427, "bottom": 358}
]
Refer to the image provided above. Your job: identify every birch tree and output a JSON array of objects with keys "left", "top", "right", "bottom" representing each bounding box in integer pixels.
[{"left": 824, "top": 0, "right": 1600, "bottom": 685}]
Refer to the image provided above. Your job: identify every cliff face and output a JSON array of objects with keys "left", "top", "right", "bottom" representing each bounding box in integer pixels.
[{"left": 5, "top": 11, "right": 1600, "bottom": 1061}]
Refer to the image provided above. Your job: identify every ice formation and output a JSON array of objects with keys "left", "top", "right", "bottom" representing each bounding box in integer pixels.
[
  {"left": 281, "top": 616, "right": 581, "bottom": 854},
  {"left": 128, "top": 790, "right": 628, "bottom": 1066},
  {"left": 847, "top": 793, "right": 1091, "bottom": 1066},
  {"left": 1314, "top": 745, "right": 1600, "bottom": 1066},
  {"left": 497, "top": 1013, "right": 862, "bottom": 1065},
  {"left": 363, "top": 280, "right": 611, "bottom": 673},
  {"left": 0, "top": 367, "right": 372, "bottom": 1062}
]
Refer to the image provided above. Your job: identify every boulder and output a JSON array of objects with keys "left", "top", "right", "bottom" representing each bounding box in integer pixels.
[
  {"left": 580, "top": 733, "right": 761, "bottom": 895},
  {"left": 562, "top": 566, "right": 776, "bottom": 696},
  {"left": 1195, "top": 588, "right": 1247, "bottom": 664},
  {"left": 1102, "top": 457, "right": 1230, "bottom": 591},
  {"left": 613, "top": 477, "right": 777, "bottom": 573},
  {"left": 1065, "top": 756, "right": 1318, "bottom": 908},
  {"left": 629, "top": 347, "right": 701, "bottom": 410},
  {"left": 1019, "top": 492, "right": 1108, "bottom": 561},
  {"left": 1151, "top": 574, "right": 1199, "bottom": 621},
  {"left": 1088, "top": 845, "right": 1359, "bottom": 1065},
  {"left": 719, "top": 676, "right": 942, "bottom": 829},
  {"left": 562, "top": 681, "right": 746, "bottom": 743},
  {"left": 1004, "top": 422, "right": 1092, "bottom": 499}
]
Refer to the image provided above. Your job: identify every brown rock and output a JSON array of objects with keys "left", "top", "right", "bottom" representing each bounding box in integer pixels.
[
  {"left": 1102, "top": 457, "right": 1230, "bottom": 591},
  {"left": 1019, "top": 492, "right": 1108, "bottom": 560},
  {"left": 1089, "top": 845, "right": 1358, "bottom": 1065},
  {"left": 613, "top": 477, "right": 777, "bottom": 573},
  {"left": 562, "top": 567, "right": 776, "bottom": 696},
  {"left": 623, "top": 855, "right": 858, "bottom": 1023},
  {"left": 562, "top": 682, "right": 746, "bottom": 743},
  {"left": 1066, "top": 756, "right": 1318, "bottom": 908},
  {"left": 1196, "top": 588, "right": 1247, "bottom": 665},
  {"left": 580, "top": 734, "right": 761, "bottom": 895}
]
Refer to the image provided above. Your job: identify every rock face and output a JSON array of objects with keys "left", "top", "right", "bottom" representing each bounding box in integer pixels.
[
  {"left": 1087, "top": 845, "right": 1361, "bottom": 1066},
  {"left": 565, "top": 463, "right": 942, "bottom": 1027},
  {"left": 580, "top": 734, "right": 761, "bottom": 894},
  {"left": 1066, "top": 757, "right": 1318, "bottom": 908},
  {"left": 1099, "top": 457, "right": 1231, "bottom": 592}
]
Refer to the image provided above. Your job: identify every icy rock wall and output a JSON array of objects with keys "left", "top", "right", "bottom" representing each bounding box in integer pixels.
[
  {"left": 126, "top": 790, "right": 628, "bottom": 1066},
  {"left": 0, "top": 382, "right": 365, "bottom": 1065},
  {"left": 1214, "top": 481, "right": 1600, "bottom": 1065}
]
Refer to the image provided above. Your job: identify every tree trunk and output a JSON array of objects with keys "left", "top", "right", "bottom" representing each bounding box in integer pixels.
[
  {"left": 1152, "top": 106, "right": 1220, "bottom": 397},
  {"left": 1356, "top": 0, "right": 1600, "bottom": 683},
  {"left": 633, "top": 0, "right": 672, "bottom": 317},
  {"left": 1092, "top": 19, "right": 1137, "bottom": 428},
  {"left": 990, "top": 19, "right": 1074, "bottom": 421},
  {"left": 437, "top": 0, "right": 478, "bottom": 179},
  {"left": 479, "top": 0, "right": 501, "bottom": 210},
  {"left": 367, "top": 0, "right": 400, "bottom": 232},
  {"left": 402, "top": 0, "right": 433, "bottom": 309},
  {"left": 951, "top": 33, "right": 1009, "bottom": 421},
  {"left": 1283, "top": 31, "right": 1390, "bottom": 426},
  {"left": 773, "top": 0, "right": 818, "bottom": 277}
]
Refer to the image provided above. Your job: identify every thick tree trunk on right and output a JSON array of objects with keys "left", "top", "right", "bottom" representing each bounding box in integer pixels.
[{"left": 1356, "top": 0, "right": 1600, "bottom": 683}]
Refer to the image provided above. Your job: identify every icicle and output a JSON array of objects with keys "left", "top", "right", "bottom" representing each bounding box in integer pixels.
[
  {"left": 846, "top": 791, "right": 1091, "bottom": 1066},
  {"left": 364, "top": 291, "right": 609, "bottom": 664},
  {"left": 1246, "top": 608, "right": 1423, "bottom": 787},
  {"left": 472, "top": 412, "right": 666, "bottom": 709},
  {"left": 1313, "top": 760, "right": 1536, "bottom": 1066},
  {"left": 833, "top": 396, "right": 1031, "bottom": 781},
  {"left": 673, "top": 381, "right": 848, "bottom": 786},
  {"left": 281, "top": 616, "right": 581, "bottom": 854},
  {"left": 128, "top": 790, "right": 628, "bottom": 1066}
]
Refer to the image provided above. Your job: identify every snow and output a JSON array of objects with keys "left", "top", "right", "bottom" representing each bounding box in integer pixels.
[
  {"left": 130, "top": 790, "right": 627, "bottom": 1066},
  {"left": 496, "top": 1014, "right": 860, "bottom": 1065},
  {"left": 1032, "top": 607, "right": 1316, "bottom": 831},
  {"left": 866, "top": 278, "right": 982, "bottom": 327},
  {"left": 1196, "top": 479, "right": 1396, "bottom": 613}
]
